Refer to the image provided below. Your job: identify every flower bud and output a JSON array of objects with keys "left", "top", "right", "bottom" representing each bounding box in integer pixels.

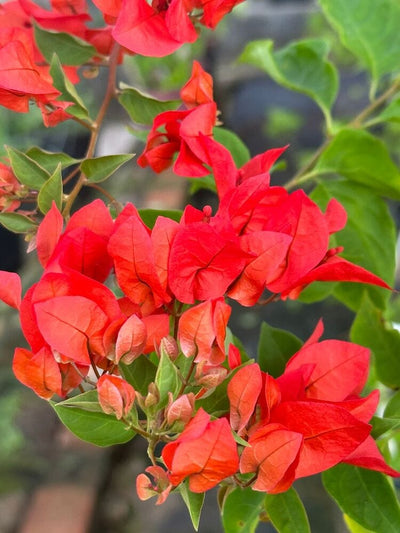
[
  {"left": 97, "top": 374, "right": 135, "bottom": 420},
  {"left": 144, "top": 382, "right": 160, "bottom": 409},
  {"left": 166, "top": 392, "right": 195, "bottom": 426},
  {"left": 195, "top": 364, "right": 228, "bottom": 389},
  {"left": 136, "top": 466, "right": 171, "bottom": 505},
  {"left": 159, "top": 335, "right": 179, "bottom": 362}
]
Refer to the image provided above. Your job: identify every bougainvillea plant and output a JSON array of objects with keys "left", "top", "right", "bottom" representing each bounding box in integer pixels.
[{"left": 1, "top": 0, "right": 400, "bottom": 531}]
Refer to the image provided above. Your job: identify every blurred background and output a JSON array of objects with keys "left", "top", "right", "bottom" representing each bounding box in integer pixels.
[{"left": 1, "top": 0, "right": 399, "bottom": 531}]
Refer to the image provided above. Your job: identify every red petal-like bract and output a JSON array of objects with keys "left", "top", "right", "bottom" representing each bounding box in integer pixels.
[
  {"left": 36, "top": 202, "right": 64, "bottom": 268},
  {"left": 169, "top": 222, "right": 247, "bottom": 303},
  {"left": 178, "top": 298, "right": 231, "bottom": 365},
  {"left": 97, "top": 374, "right": 135, "bottom": 420},
  {"left": 0, "top": 270, "right": 21, "bottom": 309},
  {"left": 180, "top": 60, "right": 214, "bottom": 108},
  {"left": 240, "top": 423, "right": 302, "bottom": 493},
  {"left": 270, "top": 401, "right": 371, "bottom": 479},
  {"left": 13, "top": 346, "right": 62, "bottom": 399},
  {"left": 344, "top": 435, "right": 400, "bottom": 477},
  {"left": 115, "top": 314, "right": 147, "bottom": 364},
  {"left": 286, "top": 340, "right": 370, "bottom": 402},
  {"left": 228, "top": 363, "right": 262, "bottom": 433},
  {"left": 162, "top": 408, "right": 239, "bottom": 492},
  {"left": 108, "top": 213, "right": 167, "bottom": 314}
]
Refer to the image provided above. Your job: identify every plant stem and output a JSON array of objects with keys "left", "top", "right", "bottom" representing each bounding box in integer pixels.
[{"left": 62, "top": 42, "right": 121, "bottom": 218}]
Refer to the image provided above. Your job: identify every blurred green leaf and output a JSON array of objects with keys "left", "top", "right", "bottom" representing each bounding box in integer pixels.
[
  {"left": 139, "top": 208, "right": 182, "bottom": 229},
  {"left": 322, "top": 464, "right": 400, "bottom": 532},
  {"left": 315, "top": 129, "right": 400, "bottom": 200},
  {"left": 373, "top": 96, "right": 400, "bottom": 124},
  {"left": 221, "top": 487, "right": 265, "bottom": 533},
  {"left": 120, "top": 355, "right": 157, "bottom": 396},
  {"left": 118, "top": 84, "right": 179, "bottom": 124},
  {"left": 38, "top": 163, "right": 63, "bottom": 214},
  {"left": 0, "top": 213, "right": 37, "bottom": 234},
  {"left": 239, "top": 38, "right": 338, "bottom": 125},
  {"left": 351, "top": 293, "right": 400, "bottom": 388},
  {"left": 50, "top": 55, "right": 90, "bottom": 120},
  {"left": 213, "top": 127, "right": 250, "bottom": 167},
  {"left": 311, "top": 180, "right": 395, "bottom": 311},
  {"left": 319, "top": 0, "right": 400, "bottom": 95},
  {"left": 35, "top": 25, "right": 96, "bottom": 65},
  {"left": 257, "top": 322, "right": 302, "bottom": 377},
  {"left": 81, "top": 154, "right": 134, "bottom": 183},
  {"left": 53, "top": 391, "right": 135, "bottom": 446},
  {"left": 264, "top": 487, "right": 311, "bottom": 533}
]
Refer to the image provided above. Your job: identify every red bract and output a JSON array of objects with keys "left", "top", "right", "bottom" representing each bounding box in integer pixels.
[
  {"left": 180, "top": 60, "right": 214, "bottom": 108},
  {"left": 169, "top": 219, "right": 248, "bottom": 303},
  {"left": 97, "top": 374, "right": 135, "bottom": 420},
  {"left": 0, "top": 162, "right": 22, "bottom": 212},
  {"left": 136, "top": 466, "right": 172, "bottom": 505},
  {"left": 0, "top": 270, "right": 21, "bottom": 309},
  {"left": 108, "top": 209, "right": 169, "bottom": 315},
  {"left": 178, "top": 298, "right": 231, "bottom": 365},
  {"left": 162, "top": 408, "right": 239, "bottom": 492},
  {"left": 37, "top": 200, "right": 114, "bottom": 282},
  {"left": 138, "top": 103, "right": 217, "bottom": 176}
]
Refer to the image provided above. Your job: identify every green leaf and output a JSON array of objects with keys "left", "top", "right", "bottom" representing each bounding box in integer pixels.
[
  {"left": 180, "top": 481, "right": 204, "bottom": 531},
  {"left": 257, "top": 322, "right": 302, "bottom": 377},
  {"left": 315, "top": 129, "right": 400, "bottom": 200},
  {"left": 120, "top": 355, "right": 157, "bottom": 396},
  {"left": 344, "top": 514, "right": 375, "bottom": 533},
  {"left": 37, "top": 163, "right": 63, "bottom": 214},
  {"left": 213, "top": 127, "right": 250, "bottom": 167},
  {"left": 34, "top": 24, "right": 96, "bottom": 65},
  {"left": 350, "top": 293, "right": 400, "bottom": 388},
  {"left": 6, "top": 146, "right": 49, "bottom": 188},
  {"left": 370, "top": 416, "right": 400, "bottom": 439},
  {"left": 25, "top": 147, "right": 81, "bottom": 173},
  {"left": 155, "top": 350, "right": 180, "bottom": 408},
  {"left": 374, "top": 96, "right": 400, "bottom": 124},
  {"left": 319, "top": 0, "right": 400, "bottom": 95},
  {"left": 118, "top": 84, "right": 180, "bottom": 124},
  {"left": 196, "top": 377, "right": 230, "bottom": 417},
  {"left": 385, "top": 390, "right": 400, "bottom": 418},
  {"left": 311, "top": 180, "right": 395, "bottom": 311},
  {"left": 81, "top": 154, "right": 134, "bottom": 183},
  {"left": 264, "top": 487, "right": 311, "bottom": 533},
  {"left": 52, "top": 391, "right": 135, "bottom": 447},
  {"left": 0, "top": 213, "right": 37, "bottom": 234},
  {"left": 50, "top": 55, "right": 89, "bottom": 120},
  {"left": 138, "top": 208, "right": 182, "bottom": 229},
  {"left": 221, "top": 487, "right": 265, "bottom": 533},
  {"left": 239, "top": 38, "right": 338, "bottom": 125},
  {"left": 322, "top": 464, "right": 400, "bottom": 533}
]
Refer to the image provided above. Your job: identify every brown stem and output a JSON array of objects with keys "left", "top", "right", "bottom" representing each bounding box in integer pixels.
[
  {"left": 62, "top": 42, "right": 121, "bottom": 218},
  {"left": 85, "top": 182, "right": 123, "bottom": 211}
]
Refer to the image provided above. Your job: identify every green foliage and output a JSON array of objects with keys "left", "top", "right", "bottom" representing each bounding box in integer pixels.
[
  {"left": 221, "top": 487, "right": 265, "bottom": 533},
  {"left": 239, "top": 38, "right": 338, "bottom": 127},
  {"left": 81, "top": 154, "right": 134, "bottom": 183},
  {"left": 319, "top": 0, "right": 400, "bottom": 96},
  {"left": 257, "top": 322, "right": 302, "bottom": 377},
  {"left": 264, "top": 488, "right": 311, "bottom": 533},
  {"left": 52, "top": 390, "right": 135, "bottom": 447},
  {"left": 120, "top": 355, "right": 157, "bottom": 396},
  {"left": 119, "top": 84, "right": 180, "bottom": 124},
  {"left": 37, "top": 163, "right": 63, "bottom": 213},
  {"left": 180, "top": 481, "right": 205, "bottom": 531},
  {"left": 323, "top": 465, "right": 400, "bottom": 532},
  {"left": 34, "top": 25, "right": 96, "bottom": 66}
]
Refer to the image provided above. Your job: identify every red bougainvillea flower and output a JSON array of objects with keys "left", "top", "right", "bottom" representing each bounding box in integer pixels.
[
  {"left": 180, "top": 60, "right": 214, "bottom": 108},
  {"left": 97, "top": 374, "right": 135, "bottom": 420},
  {"left": 138, "top": 102, "right": 217, "bottom": 176},
  {"left": 162, "top": 408, "right": 239, "bottom": 492},
  {"left": 36, "top": 200, "right": 114, "bottom": 282},
  {"left": 227, "top": 323, "right": 399, "bottom": 492},
  {"left": 101, "top": 0, "right": 243, "bottom": 57},
  {"left": 136, "top": 466, "right": 172, "bottom": 505},
  {"left": 178, "top": 298, "right": 231, "bottom": 365},
  {"left": 0, "top": 162, "right": 23, "bottom": 212}
]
